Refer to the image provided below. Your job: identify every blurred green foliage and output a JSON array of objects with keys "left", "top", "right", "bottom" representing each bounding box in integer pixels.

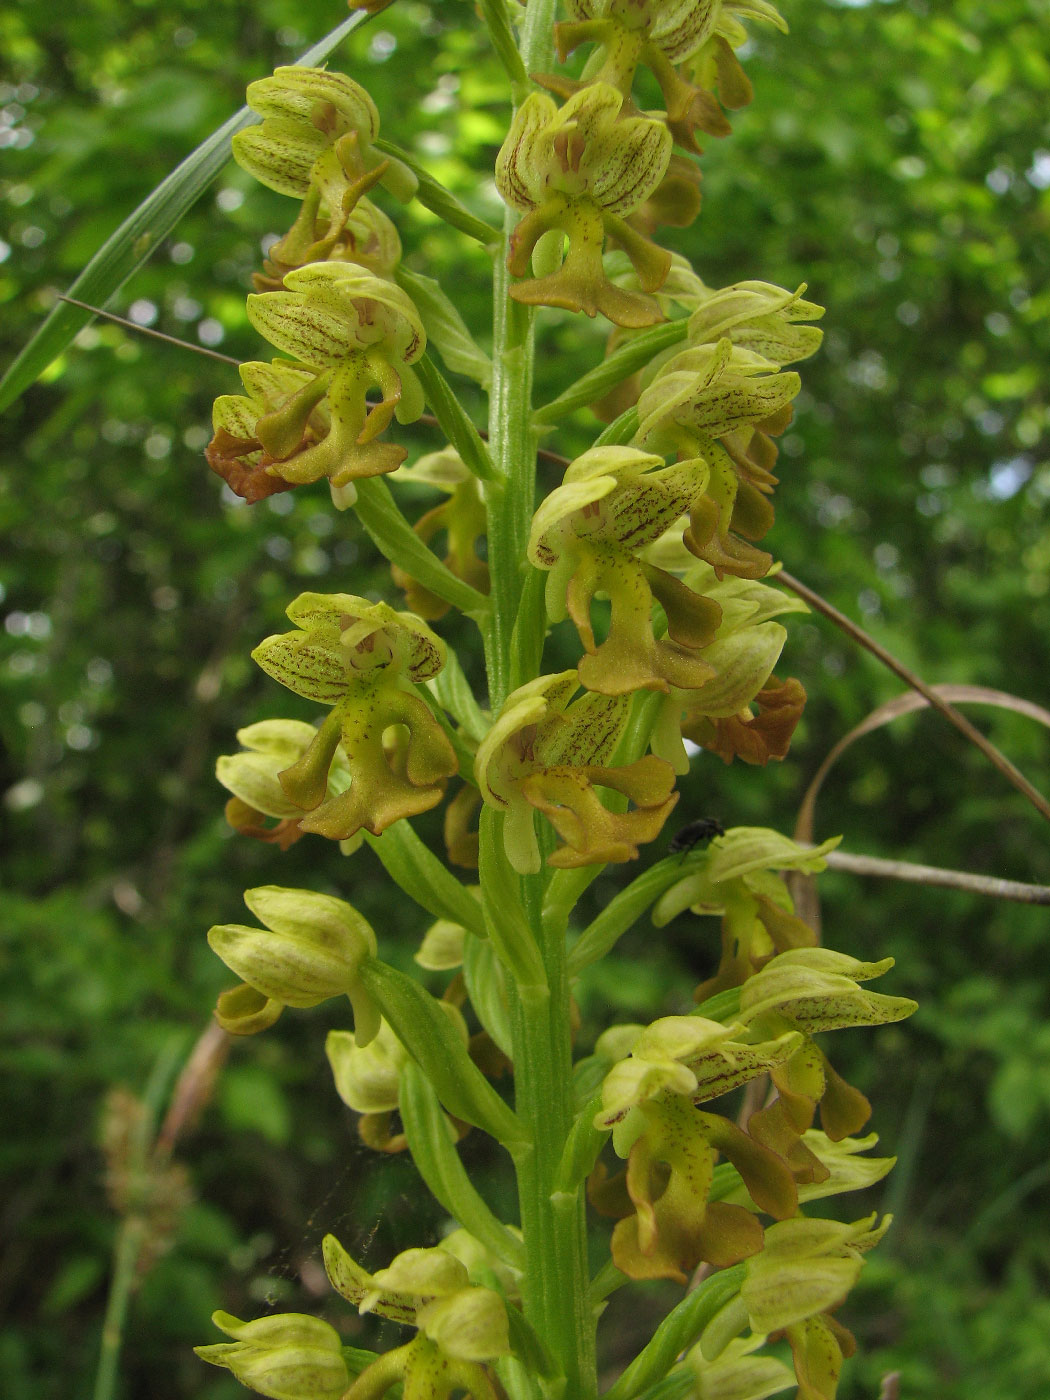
[{"left": 2, "top": 0, "right": 1049, "bottom": 1396}]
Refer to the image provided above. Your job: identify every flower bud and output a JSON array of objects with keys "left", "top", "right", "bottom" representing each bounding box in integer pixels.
[
  {"left": 740, "top": 1215, "right": 890, "bottom": 1335},
  {"left": 208, "top": 886, "right": 380, "bottom": 1044},
  {"left": 326, "top": 1021, "right": 407, "bottom": 1113},
  {"left": 687, "top": 1332, "right": 795, "bottom": 1400},
  {"left": 195, "top": 1310, "right": 348, "bottom": 1400}
]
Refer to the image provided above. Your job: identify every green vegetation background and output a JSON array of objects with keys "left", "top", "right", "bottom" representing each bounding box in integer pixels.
[{"left": 1, "top": 0, "right": 1048, "bottom": 1395}]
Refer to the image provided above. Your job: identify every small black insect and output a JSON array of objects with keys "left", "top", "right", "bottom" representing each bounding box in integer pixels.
[{"left": 668, "top": 817, "right": 726, "bottom": 856}]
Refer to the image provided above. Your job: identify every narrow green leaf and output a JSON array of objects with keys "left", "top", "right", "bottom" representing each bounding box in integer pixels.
[
  {"left": 592, "top": 405, "right": 641, "bottom": 449},
  {"left": 360, "top": 960, "right": 526, "bottom": 1147},
  {"left": 426, "top": 646, "right": 489, "bottom": 744},
  {"left": 629, "top": 1373, "right": 693, "bottom": 1400},
  {"left": 463, "top": 935, "right": 513, "bottom": 1057},
  {"left": 0, "top": 14, "right": 370, "bottom": 414},
  {"left": 478, "top": 809, "right": 548, "bottom": 989},
  {"left": 364, "top": 824, "right": 487, "bottom": 940},
  {"left": 508, "top": 565, "right": 548, "bottom": 694},
  {"left": 374, "top": 138, "right": 502, "bottom": 246},
  {"left": 566, "top": 857, "right": 686, "bottom": 975},
  {"left": 553, "top": 1093, "right": 608, "bottom": 1195},
  {"left": 342, "top": 1348, "right": 381, "bottom": 1379},
  {"left": 415, "top": 353, "right": 499, "bottom": 483},
  {"left": 693, "top": 988, "right": 743, "bottom": 1023},
  {"left": 478, "top": 0, "right": 529, "bottom": 98},
  {"left": 601, "top": 1266, "right": 746, "bottom": 1400},
  {"left": 399, "top": 1061, "right": 524, "bottom": 1269},
  {"left": 504, "top": 1307, "right": 560, "bottom": 1380},
  {"left": 533, "top": 320, "right": 689, "bottom": 426},
  {"left": 396, "top": 266, "right": 493, "bottom": 388},
  {"left": 353, "top": 476, "right": 490, "bottom": 617}
]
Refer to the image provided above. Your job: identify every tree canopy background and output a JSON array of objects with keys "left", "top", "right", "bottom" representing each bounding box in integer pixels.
[{"left": 2, "top": 0, "right": 1049, "bottom": 1395}]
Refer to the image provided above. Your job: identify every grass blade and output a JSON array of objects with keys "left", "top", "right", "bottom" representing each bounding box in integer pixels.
[{"left": 0, "top": 13, "right": 370, "bottom": 414}]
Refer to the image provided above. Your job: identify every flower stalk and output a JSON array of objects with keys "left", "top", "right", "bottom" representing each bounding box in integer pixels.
[{"left": 189, "top": 6, "right": 916, "bottom": 1399}]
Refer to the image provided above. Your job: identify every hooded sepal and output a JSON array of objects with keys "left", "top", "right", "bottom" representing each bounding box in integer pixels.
[
  {"left": 251, "top": 593, "right": 457, "bottom": 841},
  {"left": 475, "top": 673, "right": 678, "bottom": 872},
  {"left": 195, "top": 1310, "right": 349, "bottom": 1400},
  {"left": 208, "top": 886, "right": 381, "bottom": 1043},
  {"left": 687, "top": 280, "right": 824, "bottom": 365},
  {"left": 496, "top": 85, "right": 673, "bottom": 326},
  {"left": 739, "top": 948, "right": 919, "bottom": 1035}
]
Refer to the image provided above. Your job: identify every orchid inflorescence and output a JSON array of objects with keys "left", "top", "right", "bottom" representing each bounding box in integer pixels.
[{"left": 195, "top": 8, "right": 913, "bottom": 1399}]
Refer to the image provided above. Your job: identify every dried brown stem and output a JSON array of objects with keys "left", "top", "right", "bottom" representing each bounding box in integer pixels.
[
  {"left": 777, "top": 569, "right": 1050, "bottom": 824},
  {"left": 59, "top": 295, "right": 242, "bottom": 365},
  {"left": 824, "top": 850, "right": 1050, "bottom": 905}
]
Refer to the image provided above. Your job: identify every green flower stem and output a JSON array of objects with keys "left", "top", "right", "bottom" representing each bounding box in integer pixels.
[
  {"left": 373, "top": 138, "right": 502, "bottom": 247},
  {"left": 478, "top": 0, "right": 529, "bottom": 101},
  {"left": 567, "top": 856, "right": 687, "bottom": 975},
  {"left": 601, "top": 1265, "right": 745, "bottom": 1400},
  {"left": 508, "top": 881, "right": 597, "bottom": 1399},
  {"left": 482, "top": 2, "right": 598, "bottom": 1391},
  {"left": 483, "top": 0, "right": 556, "bottom": 711},
  {"left": 352, "top": 476, "right": 490, "bottom": 618},
  {"left": 533, "top": 320, "right": 688, "bottom": 426}
]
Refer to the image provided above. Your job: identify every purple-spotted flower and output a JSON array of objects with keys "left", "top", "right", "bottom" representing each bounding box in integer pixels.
[
  {"left": 475, "top": 671, "right": 679, "bottom": 873},
  {"left": 251, "top": 592, "right": 457, "bottom": 840},
  {"left": 208, "top": 264, "right": 426, "bottom": 503},
  {"left": 528, "top": 446, "right": 721, "bottom": 695},
  {"left": 496, "top": 83, "right": 673, "bottom": 326}
]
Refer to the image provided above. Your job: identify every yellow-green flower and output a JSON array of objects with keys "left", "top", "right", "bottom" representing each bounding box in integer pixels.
[
  {"left": 208, "top": 886, "right": 380, "bottom": 1043},
  {"left": 196, "top": 1310, "right": 349, "bottom": 1400},
  {"left": 229, "top": 264, "right": 425, "bottom": 499},
  {"left": 545, "top": 0, "right": 788, "bottom": 154},
  {"left": 475, "top": 671, "right": 679, "bottom": 873},
  {"left": 251, "top": 593, "right": 457, "bottom": 840},
  {"left": 233, "top": 66, "right": 416, "bottom": 278},
  {"left": 496, "top": 84, "right": 672, "bottom": 326},
  {"left": 529, "top": 446, "right": 722, "bottom": 694},
  {"left": 323, "top": 1238, "right": 509, "bottom": 1400}
]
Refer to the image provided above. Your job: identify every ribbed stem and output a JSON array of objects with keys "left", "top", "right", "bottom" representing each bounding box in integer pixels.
[
  {"left": 482, "top": 1, "right": 597, "bottom": 1390},
  {"left": 509, "top": 879, "right": 597, "bottom": 1398}
]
